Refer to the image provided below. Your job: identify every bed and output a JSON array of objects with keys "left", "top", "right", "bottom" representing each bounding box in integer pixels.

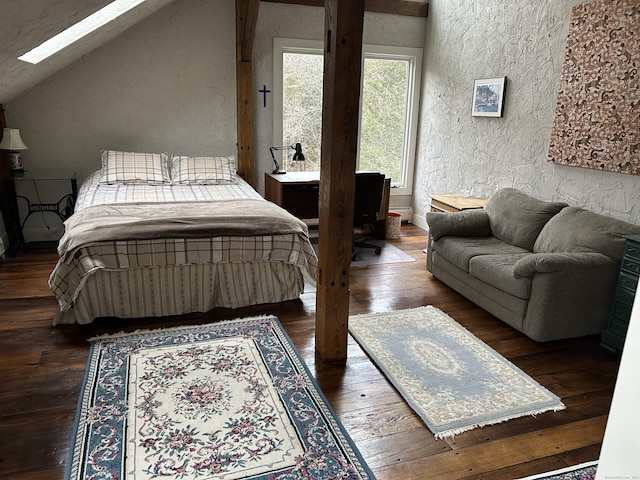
[{"left": 49, "top": 151, "right": 318, "bottom": 325}]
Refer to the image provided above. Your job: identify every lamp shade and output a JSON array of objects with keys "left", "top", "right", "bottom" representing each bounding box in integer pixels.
[
  {"left": 292, "top": 142, "right": 305, "bottom": 161},
  {"left": 0, "top": 128, "right": 28, "bottom": 151}
]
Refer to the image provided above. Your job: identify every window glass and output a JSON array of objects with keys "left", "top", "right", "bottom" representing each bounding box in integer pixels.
[
  {"left": 275, "top": 39, "right": 422, "bottom": 196},
  {"left": 360, "top": 57, "right": 410, "bottom": 183},
  {"left": 282, "top": 51, "right": 323, "bottom": 172}
]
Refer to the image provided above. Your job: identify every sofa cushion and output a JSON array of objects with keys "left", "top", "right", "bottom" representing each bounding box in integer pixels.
[
  {"left": 431, "top": 254, "right": 529, "bottom": 322},
  {"left": 484, "top": 188, "right": 568, "bottom": 251},
  {"left": 433, "top": 236, "right": 529, "bottom": 272},
  {"left": 426, "top": 209, "right": 491, "bottom": 241},
  {"left": 534, "top": 206, "right": 640, "bottom": 259},
  {"left": 513, "top": 251, "right": 617, "bottom": 277},
  {"left": 469, "top": 253, "right": 532, "bottom": 299}
]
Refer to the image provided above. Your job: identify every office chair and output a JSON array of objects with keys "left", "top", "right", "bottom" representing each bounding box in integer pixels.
[{"left": 352, "top": 172, "right": 386, "bottom": 261}]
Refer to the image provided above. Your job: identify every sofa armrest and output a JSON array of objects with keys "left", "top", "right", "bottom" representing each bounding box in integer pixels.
[
  {"left": 513, "top": 252, "right": 616, "bottom": 278},
  {"left": 426, "top": 209, "right": 491, "bottom": 241}
]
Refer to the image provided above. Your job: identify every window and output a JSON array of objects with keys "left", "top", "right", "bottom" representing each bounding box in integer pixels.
[
  {"left": 274, "top": 38, "right": 422, "bottom": 196},
  {"left": 18, "top": 0, "right": 145, "bottom": 64}
]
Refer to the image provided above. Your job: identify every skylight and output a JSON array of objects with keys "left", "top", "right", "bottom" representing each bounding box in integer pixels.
[{"left": 18, "top": 0, "right": 145, "bottom": 64}]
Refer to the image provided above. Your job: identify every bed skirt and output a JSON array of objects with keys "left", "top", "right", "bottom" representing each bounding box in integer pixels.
[{"left": 53, "top": 261, "right": 306, "bottom": 325}]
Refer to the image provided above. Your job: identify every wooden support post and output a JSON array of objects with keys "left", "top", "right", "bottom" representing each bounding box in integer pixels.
[
  {"left": 235, "top": 59, "right": 253, "bottom": 183},
  {"left": 235, "top": 0, "right": 259, "bottom": 185},
  {"left": 315, "top": 0, "right": 365, "bottom": 362}
]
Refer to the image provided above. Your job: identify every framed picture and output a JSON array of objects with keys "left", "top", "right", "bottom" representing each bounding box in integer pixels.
[{"left": 472, "top": 77, "right": 507, "bottom": 117}]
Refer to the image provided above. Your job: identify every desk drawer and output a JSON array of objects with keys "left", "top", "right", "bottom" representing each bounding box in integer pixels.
[
  {"left": 615, "top": 286, "right": 637, "bottom": 306},
  {"left": 610, "top": 302, "right": 632, "bottom": 323},
  {"left": 607, "top": 314, "right": 630, "bottom": 335},
  {"left": 621, "top": 256, "right": 640, "bottom": 276},
  {"left": 618, "top": 271, "right": 639, "bottom": 293},
  {"left": 624, "top": 240, "right": 640, "bottom": 260},
  {"left": 282, "top": 184, "right": 319, "bottom": 219}
]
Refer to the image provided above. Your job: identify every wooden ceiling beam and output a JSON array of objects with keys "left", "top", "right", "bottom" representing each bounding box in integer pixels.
[
  {"left": 240, "top": 0, "right": 260, "bottom": 62},
  {"left": 261, "top": 0, "right": 428, "bottom": 17}
]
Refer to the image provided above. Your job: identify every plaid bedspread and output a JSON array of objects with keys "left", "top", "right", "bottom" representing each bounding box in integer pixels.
[{"left": 49, "top": 173, "right": 318, "bottom": 314}]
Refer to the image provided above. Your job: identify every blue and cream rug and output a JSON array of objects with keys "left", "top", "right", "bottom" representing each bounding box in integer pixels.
[
  {"left": 67, "top": 316, "right": 375, "bottom": 479},
  {"left": 349, "top": 306, "right": 565, "bottom": 439},
  {"left": 517, "top": 460, "right": 597, "bottom": 479}
]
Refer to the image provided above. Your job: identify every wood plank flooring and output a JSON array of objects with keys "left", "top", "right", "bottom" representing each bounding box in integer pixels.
[{"left": 0, "top": 224, "right": 620, "bottom": 479}]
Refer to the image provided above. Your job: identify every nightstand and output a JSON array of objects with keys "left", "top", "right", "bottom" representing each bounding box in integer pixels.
[
  {"left": 430, "top": 194, "right": 486, "bottom": 212},
  {"left": 12, "top": 174, "right": 77, "bottom": 250},
  {"left": 600, "top": 234, "right": 640, "bottom": 353}
]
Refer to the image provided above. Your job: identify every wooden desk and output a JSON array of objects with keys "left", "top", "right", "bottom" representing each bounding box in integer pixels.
[
  {"left": 430, "top": 194, "right": 486, "bottom": 213},
  {"left": 265, "top": 172, "right": 321, "bottom": 220},
  {"left": 265, "top": 172, "right": 391, "bottom": 236}
]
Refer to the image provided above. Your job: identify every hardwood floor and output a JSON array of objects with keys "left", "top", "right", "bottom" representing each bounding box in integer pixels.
[{"left": 0, "top": 224, "right": 620, "bottom": 479}]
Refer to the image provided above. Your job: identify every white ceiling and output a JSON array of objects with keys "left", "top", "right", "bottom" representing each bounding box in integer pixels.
[{"left": 0, "top": 0, "right": 176, "bottom": 105}]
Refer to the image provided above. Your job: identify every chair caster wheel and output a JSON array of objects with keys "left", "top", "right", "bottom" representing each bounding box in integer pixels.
[{"left": 375, "top": 247, "right": 381, "bottom": 255}]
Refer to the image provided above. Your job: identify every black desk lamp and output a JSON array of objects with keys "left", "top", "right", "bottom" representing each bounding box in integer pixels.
[{"left": 270, "top": 142, "right": 305, "bottom": 174}]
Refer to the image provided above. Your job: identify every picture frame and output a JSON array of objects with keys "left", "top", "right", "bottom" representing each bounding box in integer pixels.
[{"left": 472, "top": 77, "right": 507, "bottom": 117}]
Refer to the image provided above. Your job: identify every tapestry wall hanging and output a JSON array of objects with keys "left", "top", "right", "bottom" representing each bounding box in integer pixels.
[{"left": 548, "top": 0, "right": 640, "bottom": 175}]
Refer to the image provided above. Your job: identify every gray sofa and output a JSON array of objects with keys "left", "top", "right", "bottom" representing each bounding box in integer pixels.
[{"left": 426, "top": 188, "right": 640, "bottom": 342}]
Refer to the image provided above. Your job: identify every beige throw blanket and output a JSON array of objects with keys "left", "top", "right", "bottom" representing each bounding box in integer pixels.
[{"left": 58, "top": 199, "right": 310, "bottom": 261}]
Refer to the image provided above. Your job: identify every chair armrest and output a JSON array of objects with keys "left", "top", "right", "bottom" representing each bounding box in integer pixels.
[
  {"left": 426, "top": 209, "right": 491, "bottom": 241},
  {"left": 513, "top": 252, "right": 616, "bottom": 278}
]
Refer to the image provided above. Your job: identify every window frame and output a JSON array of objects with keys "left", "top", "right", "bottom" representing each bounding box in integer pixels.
[{"left": 273, "top": 38, "right": 422, "bottom": 196}]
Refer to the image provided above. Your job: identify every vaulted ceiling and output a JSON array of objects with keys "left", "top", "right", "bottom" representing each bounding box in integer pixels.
[
  {"left": 0, "top": 0, "right": 427, "bottom": 105},
  {"left": 0, "top": 0, "right": 175, "bottom": 104}
]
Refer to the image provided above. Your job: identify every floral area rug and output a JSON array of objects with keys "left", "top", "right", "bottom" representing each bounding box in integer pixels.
[
  {"left": 349, "top": 306, "right": 565, "bottom": 439},
  {"left": 66, "top": 316, "right": 375, "bottom": 479},
  {"left": 516, "top": 460, "right": 597, "bottom": 480}
]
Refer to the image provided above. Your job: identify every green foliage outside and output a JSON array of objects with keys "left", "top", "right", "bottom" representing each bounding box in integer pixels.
[
  {"left": 282, "top": 52, "right": 409, "bottom": 186},
  {"left": 282, "top": 52, "right": 323, "bottom": 172}
]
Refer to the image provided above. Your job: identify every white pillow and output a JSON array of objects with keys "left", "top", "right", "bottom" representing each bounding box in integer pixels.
[
  {"left": 98, "top": 150, "right": 170, "bottom": 185},
  {"left": 170, "top": 155, "right": 237, "bottom": 184}
]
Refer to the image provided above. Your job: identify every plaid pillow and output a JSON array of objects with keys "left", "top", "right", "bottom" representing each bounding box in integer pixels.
[
  {"left": 170, "top": 155, "right": 237, "bottom": 184},
  {"left": 98, "top": 150, "right": 170, "bottom": 185}
]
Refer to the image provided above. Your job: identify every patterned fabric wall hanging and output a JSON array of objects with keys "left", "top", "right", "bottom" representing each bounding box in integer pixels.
[{"left": 548, "top": 0, "right": 640, "bottom": 175}]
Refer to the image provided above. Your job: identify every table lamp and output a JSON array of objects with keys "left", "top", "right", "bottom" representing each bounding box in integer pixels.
[
  {"left": 269, "top": 142, "right": 305, "bottom": 174},
  {"left": 0, "top": 128, "right": 28, "bottom": 175}
]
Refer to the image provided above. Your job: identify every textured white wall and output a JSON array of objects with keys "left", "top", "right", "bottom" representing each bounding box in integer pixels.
[
  {"left": 7, "top": 0, "right": 236, "bottom": 183},
  {"left": 414, "top": 0, "right": 640, "bottom": 225}
]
